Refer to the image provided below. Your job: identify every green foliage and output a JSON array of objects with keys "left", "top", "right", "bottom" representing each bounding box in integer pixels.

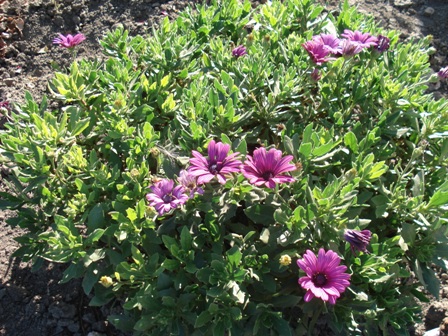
[{"left": 1, "top": 0, "right": 448, "bottom": 334}]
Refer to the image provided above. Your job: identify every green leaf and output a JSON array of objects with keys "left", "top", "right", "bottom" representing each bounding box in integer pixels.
[
  {"left": 271, "top": 295, "right": 301, "bottom": 308},
  {"left": 298, "top": 142, "right": 312, "bottom": 158},
  {"left": 86, "top": 204, "right": 106, "bottom": 231},
  {"left": 426, "top": 181, "right": 448, "bottom": 208},
  {"left": 245, "top": 205, "right": 275, "bottom": 225},
  {"left": 220, "top": 133, "right": 232, "bottom": 146},
  {"left": 84, "top": 228, "right": 105, "bottom": 246},
  {"left": 273, "top": 317, "right": 292, "bottom": 336},
  {"left": 344, "top": 131, "right": 358, "bottom": 153},
  {"left": 162, "top": 258, "right": 181, "bottom": 271},
  {"left": 82, "top": 267, "right": 100, "bottom": 295},
  {"left": 71, "top": 117, "right": 90, "bottom": 136},
  {"left": 180, "top": 226, "right": 193, "bottom": 250},
  {"left": 213, "top": 321, "right": 226, "bottom": 336},
  {"left": 312, "top": 140, "right": 338, "bottom": 157},
  {"left": 226, "top": 245, "right": 242, "bottom": 269},
  {"left": 195, "top": 311, "right": 213, "bottom": 328},
  {"left": 422, "top": 264, "right": 440, "bottom": 298}
]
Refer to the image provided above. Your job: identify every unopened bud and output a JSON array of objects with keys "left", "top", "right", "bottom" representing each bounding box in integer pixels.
[
  {"left": 279, "top": 254, "right": 292, "bottom": 266},
  {"left": 99, "top": 276, "right": 113, "bottom": 288}
]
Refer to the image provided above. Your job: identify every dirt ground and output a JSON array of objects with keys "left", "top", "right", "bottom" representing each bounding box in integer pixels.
[{"left": 0, "top": 0, "right": 447, "bottom": 335}]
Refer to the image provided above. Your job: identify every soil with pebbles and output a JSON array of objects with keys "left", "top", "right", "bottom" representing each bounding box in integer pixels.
[{"left": 0, "top": 0, "right": 448, "bottom": 335}]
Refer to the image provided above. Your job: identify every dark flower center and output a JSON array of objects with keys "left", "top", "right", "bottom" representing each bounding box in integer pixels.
[
  {"left": 262, "top": 171, "right": 274, "bottom": 181},
  {"left": 209, "top": 162, "right": 222, "bottom": 174},
  {"left": 162, "top": 194, "right": 173, "bottom": 203},
  {"left": 313, "top": 273, "right": 327, "bottom": 287}
]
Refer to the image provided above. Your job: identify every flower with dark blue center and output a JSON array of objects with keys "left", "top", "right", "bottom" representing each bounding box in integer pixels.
[
  {"left": 146, "top": 179, "right": 189, "bottom": 216},
  {"left": 188, "top": 140, "right": 241, "bottom": 185}
]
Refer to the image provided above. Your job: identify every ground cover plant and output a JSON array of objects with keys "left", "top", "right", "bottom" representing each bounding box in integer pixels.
[{"left": 1, "top": 0, "right": 448, "bottom": 334}]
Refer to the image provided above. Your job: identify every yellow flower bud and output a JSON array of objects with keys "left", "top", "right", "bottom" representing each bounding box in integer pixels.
[
  {"left": 99, "top": 276, "right": 113, "bottom": 288},
  {"left": 279, "top": 254, "right": 292, "bottom": 266}
]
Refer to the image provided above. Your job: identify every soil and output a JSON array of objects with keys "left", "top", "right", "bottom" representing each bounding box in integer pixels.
[{"left": 0, "top": 0, "right": 447, "bottom": 335}]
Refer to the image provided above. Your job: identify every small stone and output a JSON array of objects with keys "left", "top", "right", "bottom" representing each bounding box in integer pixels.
[
  {"left": 72, "top": 16, "right": 81, "bottom": 25},
  {"left": 4, "top": 78, "right": 15, "bottom": 87},
  {"left": 442, "top": 286, "right": 448, "bottom": 298},
  {"left": 111, "top": 22, "right": 125, "bottom": 31},
  {"left": 46, "top": 8, "right": 56, "bottom": 17},
  {"left": 393, "top": 0, "right": 414, "bottom": 7},
  {"left": 68, "top": 322, "right": 80, "bottom": 332},
  {"left": 15, "top": 41, "right": 27, "bottom": 52},
  {"left": 49, "top": 302, "right": 76, "bottom": 319},
  {"left": 53, "top": 16, "right": 64, "bottom": 27},
  {"left": 87, "top": 332, "right": 104, "bottom": 336},
  {"left": 440, "top": 317, "right": 448, "bottom": 335},
  {"left": 424, "top": 7, "right": 435, "bottom": 16}
]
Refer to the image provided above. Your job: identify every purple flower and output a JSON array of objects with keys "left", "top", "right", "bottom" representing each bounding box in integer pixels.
[
  {"left": 53, "top": 33, "right": 86, "bottom": 48},
  {"left": 341, "top": 30, "right": 378, "bottom": 49},
  {"left": 344, "top": 229, "right": 372, "bottom": 254},
  {"left": 375, "top": 35, "right": 390, "bottom": 53},
  {"left": 302, "top": 40, "right": 334, "bottom": 65},
  {"left": 232, "top": 45, "right": 247, "bottom": 58},
  {"left": 178, "top": 170, "right": 204, "bottom": 198},
  {"left": 438, "top": 66, "right": 448, "bottom": 79},
  {"left": 241, "top": 147, "right": 296, "bottom": 188},
  {"left": 297, "top": 249, "right": 351, "bottom": 304},
  {"left": 188, "top": 140, "right": 242, "bottom": 185},
  {"left": 339, "top": 39, "right": 364, "bottom": 57},
  {"left": 146, "top": 179, "right": 189, "bottom": 216},
  {"left": 313, "top": 34, "right": 341, "bottom": 54}
]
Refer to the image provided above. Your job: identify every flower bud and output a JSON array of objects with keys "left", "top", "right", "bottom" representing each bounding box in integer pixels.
[
  {"left": 279, "top": 254, "right": 292, "bottom": 266},
  {"left": 99, "top": 276, "right": 113, "bottom": 288}
]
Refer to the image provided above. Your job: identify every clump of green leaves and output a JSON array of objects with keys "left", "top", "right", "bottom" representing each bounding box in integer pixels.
[{"left": 1, "top": 0, "right": 448, "bottom": 334}]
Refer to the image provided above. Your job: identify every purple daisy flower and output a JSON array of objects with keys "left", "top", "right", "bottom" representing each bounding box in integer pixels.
[
  {"left": 146, "top": 179, "right": 189, "bottom": 216},
  {"left": 297, "top": 249, "right": 351, "bottom": 304},
  {"left": 312, "top": 34, "right": 341, "bottom": 54},
  {"left": 339, "top": 39, "right": 365, "bottom": 57},
  {"left": 375, "top": 35, "right": 390, "bottom": 53},
  {"left": 53, "top": 33, "right": 86, "bottom": 48},
  {"left": 232, "top": 45, "right": 247, "bottom": 58},
  {"left": 188, "top": 140, "right": 242, "bottom": 185},
  {"left": 178, "top": 170, "right": 204, "bottom": 198},
  {"left": 341, "top": 30, "right": 378, "bottom": 49},
  {"left": 344, "top": 229, "right": 372, "bottom": 254},
  {"left": 302, "top": 40, "right": 334, "bottom": 65},
  {"left": 241, "top": 147, "right": 296, "bottom": 189},
  {"left": 438, "top": 66, "right": 448, "bottom": 79}
]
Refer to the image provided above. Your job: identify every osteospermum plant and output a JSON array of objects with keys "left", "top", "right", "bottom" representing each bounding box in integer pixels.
[{"left": 1, "top": 0, "right": 448, "bottom": 334}]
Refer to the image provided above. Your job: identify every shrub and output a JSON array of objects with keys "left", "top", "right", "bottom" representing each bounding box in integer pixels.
[{"left": 1, "top": 0, "right": 448, "bottom": 334}]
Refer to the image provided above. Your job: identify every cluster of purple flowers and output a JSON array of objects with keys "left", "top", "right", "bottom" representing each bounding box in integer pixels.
[
  {"left": 302, "top": 30, "right": 390, "bottom": 66},
  {"left": 145, "top": 141, "right": 374, "bottom": 306},
  {"left": 146, "top": 140, "right": 297, "bottom": 216}
]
